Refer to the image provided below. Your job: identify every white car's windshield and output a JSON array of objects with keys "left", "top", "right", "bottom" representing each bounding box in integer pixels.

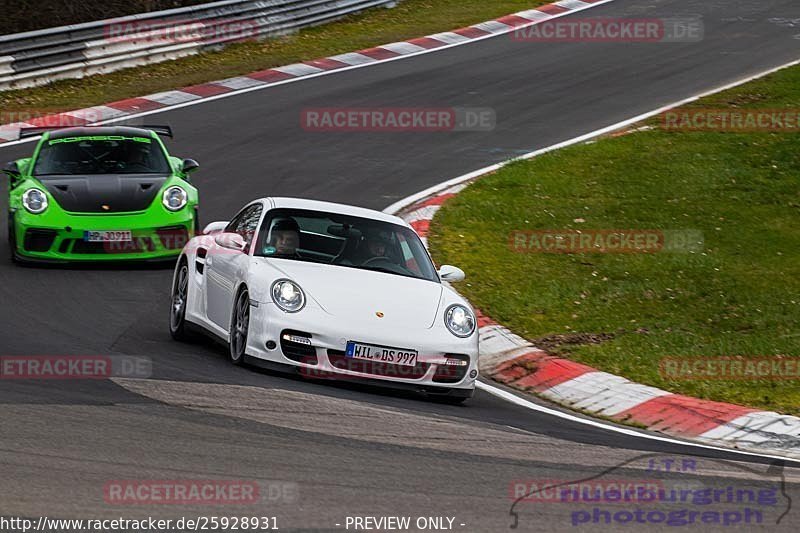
[{"left": 255, "top": 208, "right": 439, "bottom": 283}]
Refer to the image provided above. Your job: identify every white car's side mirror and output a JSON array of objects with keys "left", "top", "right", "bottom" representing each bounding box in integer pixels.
[
  {"left": 438, "top": 265, "right": 465, "bottom": 282},
  {"left": 202, "top": 221, "right": 228, "bottom": 235},
  {"left": 214, "top": 232, "right": 246, "bottom": 252}
]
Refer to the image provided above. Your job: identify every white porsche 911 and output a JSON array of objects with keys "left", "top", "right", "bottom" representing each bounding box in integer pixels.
[{"left": 169, "top": 197, "right": 478, "bottom": 402}]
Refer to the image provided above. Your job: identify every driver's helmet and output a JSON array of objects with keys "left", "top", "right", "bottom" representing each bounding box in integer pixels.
[{"left": 265, "top": 217, "right": 300, "bottom": 256}]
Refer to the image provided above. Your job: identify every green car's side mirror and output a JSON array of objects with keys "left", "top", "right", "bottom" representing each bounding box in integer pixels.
[
  {"left": 3, "top": 161, "right": 21, "bottom": 185},
  {"left": 181, "top": 159, "right": 200, "bottom": 174}
]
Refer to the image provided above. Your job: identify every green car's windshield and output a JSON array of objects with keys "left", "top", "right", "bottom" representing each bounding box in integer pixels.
[
  {"left": 254, "top": 208, "right": 439, "bottom": 283},
  {"left": 33, "top": 135, "right": 171, "bottom": 176}
]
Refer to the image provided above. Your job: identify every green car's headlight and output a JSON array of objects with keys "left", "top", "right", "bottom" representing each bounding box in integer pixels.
[
  {"left": 444, "top": 304, "right": 476, "bottom": 338},
  {"left": 22, "top": 188, "right": 48, "bottom": 214},
  {"left": 163, "top": 186, "right": 187, "bottom": 211},
  {"left": 271, "top": 279, "right": 306, "bottom": 313}
]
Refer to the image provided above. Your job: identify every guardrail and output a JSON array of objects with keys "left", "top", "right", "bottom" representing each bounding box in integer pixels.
[{"left": 0, "top": 0, "right": 399, "bottom": 91}]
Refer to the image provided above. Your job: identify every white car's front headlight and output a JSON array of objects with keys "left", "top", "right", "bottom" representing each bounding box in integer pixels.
[
  {"left": 22, "top": 188, "right": 48, "bottom": 214},
  {"left": 162, "top": 186, "right": 187, "bottom": 211},
  {"left": 271, "top": 279, "right": 306, "bottom": 313},
  {"left": 444, "top": 304, "right": 476, "bottom": 338}
]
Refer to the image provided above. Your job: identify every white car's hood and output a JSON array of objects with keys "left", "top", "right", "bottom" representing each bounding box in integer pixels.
[{"left": 256, "top": 259, "right": 443, "bottom": 329}]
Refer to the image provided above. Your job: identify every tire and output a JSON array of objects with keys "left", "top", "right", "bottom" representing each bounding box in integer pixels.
[
  {"left": 169, "top": 259, "right": 193, "bottom": 341},
  {"left": 229, "top": 287, "right": 250, "bottom": 366},
  {"left": 8, "top": 214, "right": 18, "bottom": 264}
]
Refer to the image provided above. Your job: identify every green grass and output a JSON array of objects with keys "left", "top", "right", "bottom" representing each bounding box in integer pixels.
[
  {"left": 0, "top": 0, "right": 545, "bottom": 114},
  {"left": 430, "top": 65, "right": 800, "bottom": 415}
]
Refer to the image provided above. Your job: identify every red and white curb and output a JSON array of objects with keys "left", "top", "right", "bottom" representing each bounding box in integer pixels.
[
  {"left": 395, "top": 183, "right": 800, "bottom": 459},
  {"left": 0, "top": 0, "right": 613, "bottom": 143}
]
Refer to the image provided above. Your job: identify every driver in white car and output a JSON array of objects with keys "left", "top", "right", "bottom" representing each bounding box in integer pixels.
[{"left": 267, "top": 218, "right": 302, "bottom": 258}]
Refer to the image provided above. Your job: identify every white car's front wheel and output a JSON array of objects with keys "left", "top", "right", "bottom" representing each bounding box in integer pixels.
[
  {"left": 229, "top": 287, "right": 250, "bottom": 365},
  {"left": 169, "top": 259, "right": 192, "bottom": 341}
]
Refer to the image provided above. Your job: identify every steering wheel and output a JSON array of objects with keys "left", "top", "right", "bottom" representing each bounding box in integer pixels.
[{"left": 361, "top": 256, "right": 392, "bottom": 267}]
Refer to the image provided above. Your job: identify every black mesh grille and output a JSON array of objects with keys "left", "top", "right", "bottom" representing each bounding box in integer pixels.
[
  {"left": 327, "top": 350, "right": 430, "bottom": 380},
  {"left": 68, "top": 237, "right": 154, "bottom": 254},
  {"left": 23, "top": 229, "right": 56, "bottom": 252}
]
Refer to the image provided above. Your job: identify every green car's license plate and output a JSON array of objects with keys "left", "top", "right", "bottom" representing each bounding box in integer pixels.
[{"left": 84, "top": 230, "right": 132, "bottom": 242}]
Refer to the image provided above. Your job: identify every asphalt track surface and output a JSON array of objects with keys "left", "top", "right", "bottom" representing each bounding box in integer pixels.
[{"left": 2, "top": 0, "right": 800, "bottom": 531}]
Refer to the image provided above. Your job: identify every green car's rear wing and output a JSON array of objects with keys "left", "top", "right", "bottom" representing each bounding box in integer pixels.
[{"left": 18, "top": 125, "right": 174, "bottom": 140}]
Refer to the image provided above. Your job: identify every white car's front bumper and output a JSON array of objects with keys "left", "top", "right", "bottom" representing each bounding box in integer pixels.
[{"left": 245, "top": 301, "right": 478, "bottom": 394}]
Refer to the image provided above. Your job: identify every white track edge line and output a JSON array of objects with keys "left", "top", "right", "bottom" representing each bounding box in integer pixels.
[
  {"left": 476, "top": 381, "right": 800, "bottom": 464},
  {"left": 0, "top": 0, "right": 617, "bottom": 149}
]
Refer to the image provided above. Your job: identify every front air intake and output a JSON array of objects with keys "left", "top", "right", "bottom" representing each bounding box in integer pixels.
[
  {"left": 280, "top": 330, "right": 317, "bottom": 364},
  {"left": 433, "top": 354, "right": 470, "bottom": 383},
  {"left": 23, "top": 229, "right": 56, "bottom": 252}
]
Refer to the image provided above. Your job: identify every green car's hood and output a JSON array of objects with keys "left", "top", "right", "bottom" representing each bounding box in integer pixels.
[{"left": 38, "top": 174, "right": 169, "bottom": 213}]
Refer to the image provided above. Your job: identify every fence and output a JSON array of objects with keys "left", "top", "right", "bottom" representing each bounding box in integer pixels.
[{"left": 0, "top": 0, "right": 399, "bottom": 91}]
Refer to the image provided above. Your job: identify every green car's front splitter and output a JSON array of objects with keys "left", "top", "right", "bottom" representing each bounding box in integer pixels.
[{"left": 9, "top": 203, "right": 198, "bottom": 263}]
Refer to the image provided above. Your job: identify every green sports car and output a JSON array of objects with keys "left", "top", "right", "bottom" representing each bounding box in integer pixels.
[{"left": 3, "top": 125, "right": 199, "bottom": 263}]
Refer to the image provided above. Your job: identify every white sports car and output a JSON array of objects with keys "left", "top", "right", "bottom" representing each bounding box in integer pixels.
[{"left": 169, "top": 197, "right": 478, "bottom": 402}]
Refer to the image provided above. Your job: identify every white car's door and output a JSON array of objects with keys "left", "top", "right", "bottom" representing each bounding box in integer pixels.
[{"left": 206, "top": 203, "right": 263, "bottom": 329}]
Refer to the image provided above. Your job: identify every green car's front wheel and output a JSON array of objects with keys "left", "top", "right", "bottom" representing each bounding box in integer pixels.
[{"left": 7, "top": 214, "right": 18, "bottom": 264}]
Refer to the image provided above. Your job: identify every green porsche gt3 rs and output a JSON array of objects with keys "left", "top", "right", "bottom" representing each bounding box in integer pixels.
[{"left": 3, "top": 125, "right": 199, "bottom": 263}]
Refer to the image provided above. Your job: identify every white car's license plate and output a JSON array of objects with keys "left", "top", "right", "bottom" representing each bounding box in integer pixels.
[
  {"left": 84, "top": 230, "right": 132, "bottom": 242},
  {"left": 345, "top": 341, "right": 418, "bottom": 366}
]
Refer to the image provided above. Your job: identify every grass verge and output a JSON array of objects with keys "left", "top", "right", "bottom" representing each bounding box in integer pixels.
[
  {"left": 430, "top": 65, "right": 800, "bottom": 415},
  {"left": 1, "top": 0, "right": 546, "bottom": 114}
]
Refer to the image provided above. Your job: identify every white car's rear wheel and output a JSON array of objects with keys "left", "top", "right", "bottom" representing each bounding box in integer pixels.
[{"left": 229, "top": 288, "right": 250, "bottom": 365}]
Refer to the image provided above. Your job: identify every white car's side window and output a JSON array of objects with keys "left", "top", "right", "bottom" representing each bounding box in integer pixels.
[{"left": 235, "top": 204, "right": 263, "bottom": 246}]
